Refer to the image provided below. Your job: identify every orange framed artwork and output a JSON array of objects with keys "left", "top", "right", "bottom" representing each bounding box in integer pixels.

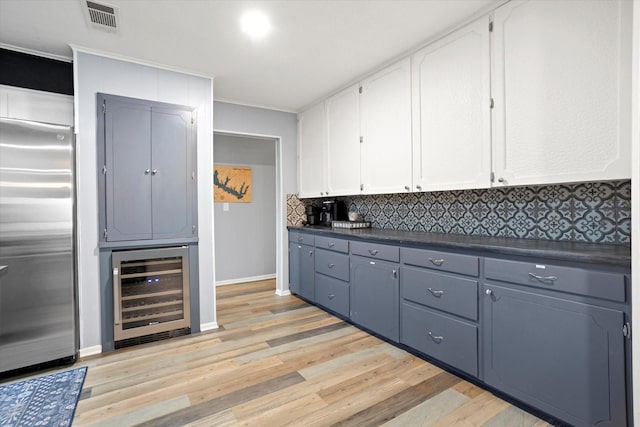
[{"left": 213, "top": 165, "right": 252, "bottom": 202}]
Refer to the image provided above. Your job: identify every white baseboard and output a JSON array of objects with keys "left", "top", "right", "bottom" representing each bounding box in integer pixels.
[
  {"left": 79, "top": 345, "right": 102, "bottom": 358},
  {"left": 215, "top": 274, "right": 276, "bottom": 286},
  {"left": 275, "top": 289, "right": 291, "bottom": 296},
  {"left": 200, "top": 322, "right": 219, "bottom": 332}
]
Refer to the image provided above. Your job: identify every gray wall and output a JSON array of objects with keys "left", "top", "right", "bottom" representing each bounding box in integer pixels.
[
  {"left": 213, "top": 102, "right": 298, "bottom": 294},
  {"left": 75, "top": 51, "right": 215, "bottom": 353},
  {"left": 214, "top": 134, "right": 276, "bottom": 282}
]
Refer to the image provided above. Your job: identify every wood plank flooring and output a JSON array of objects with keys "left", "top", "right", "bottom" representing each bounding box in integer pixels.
[{"left": 63, "top": 280, "right": 555, "bottom": 426}]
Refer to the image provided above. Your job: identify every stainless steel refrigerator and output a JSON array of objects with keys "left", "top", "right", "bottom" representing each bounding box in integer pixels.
[{"left": 0, "top": 116, "right": 77, "bottom": 374}]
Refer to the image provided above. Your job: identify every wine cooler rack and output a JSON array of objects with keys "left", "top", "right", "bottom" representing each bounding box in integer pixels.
[{"left": 112, "top": 246, "right": 190, "bottom": 342}]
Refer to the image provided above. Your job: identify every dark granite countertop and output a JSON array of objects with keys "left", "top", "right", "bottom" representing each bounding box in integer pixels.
[{"left": 287, "top": 225, "right": 631, "bottom": 268}]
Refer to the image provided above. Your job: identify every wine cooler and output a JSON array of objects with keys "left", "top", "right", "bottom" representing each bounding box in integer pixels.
[{"left": 112, "top": 246, "right": 190, "bottom": 342}]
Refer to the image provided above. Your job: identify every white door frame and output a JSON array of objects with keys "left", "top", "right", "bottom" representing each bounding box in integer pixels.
[{"left": 213, "top": 129, "right": 289, "bottom": 297}]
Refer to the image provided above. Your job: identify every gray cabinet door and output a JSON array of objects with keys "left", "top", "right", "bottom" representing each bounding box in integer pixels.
[
  {"left": 298, "top": 244, "right": 315, "bottom": 302},
  {"left": 151, "top": 107, "right": 195, "bottom": 239},
  {"left": 288, "top": 242, "right": 301, "bottom": 295},
  {"left": 100, "top": 94, "right": 196, "bottom": 242},
  {"left": 105, "top": 99, "right": 152, "bottom": 241},
  {"left": 350, "top": 255, "right": 399, "bottom": 342},
  {"left": 483, "top": 284, "right": 626, "bottom": 427}
]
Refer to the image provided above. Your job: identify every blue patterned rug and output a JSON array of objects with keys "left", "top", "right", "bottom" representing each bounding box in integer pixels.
[{"left": 0, "top": 366, "right": 87, "bottom": 427}]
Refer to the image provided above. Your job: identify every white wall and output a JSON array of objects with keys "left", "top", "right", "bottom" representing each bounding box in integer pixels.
[
  {"left": 214, "top": 134, "right": 276, "bottom": 283},
  {"left": 74, "top": 49, "right": 215, "bottom": 353},
  {"left": 213, "top": 102, "right": 297, "bottom": 295}
]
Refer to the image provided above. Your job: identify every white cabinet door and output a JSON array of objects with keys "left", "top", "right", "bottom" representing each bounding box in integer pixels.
[
  {"left": 492, "top": 0, "right": 632, "bottom": 187},
  {"left": 1, "top": 85, "right": 73, "bottom": 126},
  {"left": 297, "top": 102, "right": 327, "bottom": 198},
  {"left": 412, "top": 18, "right": 491, "bottom": 192},
  {"left": 360, "top": 58, "right": 413, "bottom": 195},
  {"left": 326, "top": 84, "right": 361, "bottom": 196}
]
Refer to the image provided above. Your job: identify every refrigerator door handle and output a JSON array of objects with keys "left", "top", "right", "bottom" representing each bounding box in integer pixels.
[{"left": 113, "top": 267, "right": 121, "bottom": 326}]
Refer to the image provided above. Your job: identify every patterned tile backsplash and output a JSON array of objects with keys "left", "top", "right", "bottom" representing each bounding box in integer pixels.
[{"left": 287, "top": 180, "right": 631, "bottom": 245}]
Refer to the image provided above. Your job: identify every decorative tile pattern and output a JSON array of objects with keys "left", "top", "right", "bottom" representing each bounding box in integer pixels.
[{"left": 287, "top": 180, "right": 631, "bottom": 245}]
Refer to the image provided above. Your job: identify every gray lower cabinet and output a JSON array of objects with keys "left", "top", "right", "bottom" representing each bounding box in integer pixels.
[
  {"left": 483, "top": 283, "right": 627, "bottom": 427},
  {"left": 401, "top": 302, "right": 477, "bottom": 376},
  {"left": 315, "top": 274, "right": 349, "bottom": 318},
  {"left": 289, "top": 241, "right": 315, "bottom": 302},
  {"left": 350, "top": 255, "right": 399, "bottom": 342}
]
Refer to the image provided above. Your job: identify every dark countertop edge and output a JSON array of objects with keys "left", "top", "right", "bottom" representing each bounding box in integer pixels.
[{"left": 287, "top": 226, "right": 631, "bottom": 268}]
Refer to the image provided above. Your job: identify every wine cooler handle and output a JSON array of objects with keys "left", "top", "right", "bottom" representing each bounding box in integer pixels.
[{"left": 113, "top": 267, "right": 121, "bottom": 326}]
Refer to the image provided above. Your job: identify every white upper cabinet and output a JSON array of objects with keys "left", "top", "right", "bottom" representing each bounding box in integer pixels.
[
  {"left": 0, "top": 85, "right": 73, "bottom": 126},
  {"left": 412, "top": 18, "right": 491, "bottom": 192},
  {"left": 492, "top": 0, "right": 632, "bottom": 187},
  {"left": 297, "top": 102, "right": 327, "bottom": 198},
  {"left": 326, "top": 84, "right": 361, "bottom": 196},
  {"left": 360, "top": 58, "right": 413, "bottom": 195}
]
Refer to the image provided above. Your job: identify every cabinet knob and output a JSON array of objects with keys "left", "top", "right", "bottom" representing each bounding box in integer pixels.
[
  {"left": 328, "top": 294, "right": 335, "bottom": 300},
  {"left": 152, "top": 169, "right": 158, "bottom": 175},
  {"left": 368, "top": 249, "right": 378, "bottom": 256},
  {"left": 320, "top": 192, "right": 324, "bottom": 196},
  {"left": 485, "top": 289, "right": 493, "bottom": 296},
  {"left": 308, "top": 250, "right": 313, "bottom": 256},
  {"left": 416, "top": 185, "right": 422, "bottom": 191},
  {"left": 328, "top": 263, "right": 335, "bottom": 268},
  {"left": 326, "top": 191, "right": 329, "bottom": 195},
  {"left": 498, "top": 177, "right": 504, "bottom": 183},
  {"left": 404, "top": 186, "right": 410, "bottom": 191},
  {"left": 144, "top": 169, "right": 151, "bottom": 175},
  {"left": 328, "top": 242, "right": 335, "bottom": 248}
]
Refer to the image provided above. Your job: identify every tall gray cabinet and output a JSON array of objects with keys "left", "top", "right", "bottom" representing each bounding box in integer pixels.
[{"left": 98, "top": 93, "right": 197, "bottom": 242}]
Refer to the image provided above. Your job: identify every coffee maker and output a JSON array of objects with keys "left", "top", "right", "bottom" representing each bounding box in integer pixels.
[
  {"left": 304, "top": 206, "right": 321, "bottom": 226},
  {"left": 321, "top": 200, "right": 344, "bottom": 226}
]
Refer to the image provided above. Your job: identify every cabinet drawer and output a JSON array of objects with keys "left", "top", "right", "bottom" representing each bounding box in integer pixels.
[
  {"left": 401, "top": 303, "right": 478, "bottom": 377},
  {"left": 315, "top": 249, "right": 349, "bottom": 281},
  {"left": 315, "top": 274, "right": 350, "bottom": 318},
  {"left": 402, "top": 248, "right": 478, "bottom": 277},
  {"left": 289, "top": 231, "right": 315, "bottom": 246},
  {"left": 351, "top": 241, "right": 399, "bottom": 262},
  {"left": 315, "top": 236, "right": 349, "bottom": 253},
  {"left": 485, "top": 258, "right": 626, "bottom": 302},
  {"left": 401, "top": 267, "right": 478, "bottom": 320}
]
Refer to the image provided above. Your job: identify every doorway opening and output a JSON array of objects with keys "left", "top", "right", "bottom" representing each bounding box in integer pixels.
[{"left": 212, "top": 132, "right": 279, "bottom": 290}]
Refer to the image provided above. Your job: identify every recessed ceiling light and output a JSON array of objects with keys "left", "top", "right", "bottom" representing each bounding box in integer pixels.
[{"left": 241, "top": 10, "right": 271, "bottom": 39}]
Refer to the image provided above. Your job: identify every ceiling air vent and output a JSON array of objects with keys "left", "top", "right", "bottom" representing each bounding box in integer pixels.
[{"left": 82, "top": 0, "right": 119, "bottom": 32}]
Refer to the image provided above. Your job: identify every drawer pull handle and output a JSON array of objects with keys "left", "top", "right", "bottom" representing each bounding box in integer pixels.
[
  {"left": 328, "top": 243, "right": 335, "bottom": 248},
  {"left": 528, "top": 272, "right": 557, "bottom": 283},
  {"left": 428, "top": 288, "right": 444, "bottom": 297},
  {"left": 328, "top": 263, "right": 335, "bottom": 268},
  {"left": 392, "top": 269, "right": 397, "bottom": 279},
  {"left": 369, "top": 249, "right": 379, "bottom": 256},
  {"left": 428, "top": 332, "right": 444, "bottom": 343},
  {"left": 429, "top": 258, "right": 445, "bottom": 266},
  {"left": 328, "top": 294, "right": 335, "bottom": 300},
  {"left": 298, "top": 237, "right": 304, "bottom": 242}
]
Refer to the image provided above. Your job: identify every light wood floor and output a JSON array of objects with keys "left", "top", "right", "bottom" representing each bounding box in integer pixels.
[{"left": 70, "top": 279, "right": 553, "bottom": 426}]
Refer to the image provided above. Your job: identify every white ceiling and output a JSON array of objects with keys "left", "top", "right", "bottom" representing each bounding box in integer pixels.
[{"left": 0, "top": 0, "right": 498, "bottom": 112}]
